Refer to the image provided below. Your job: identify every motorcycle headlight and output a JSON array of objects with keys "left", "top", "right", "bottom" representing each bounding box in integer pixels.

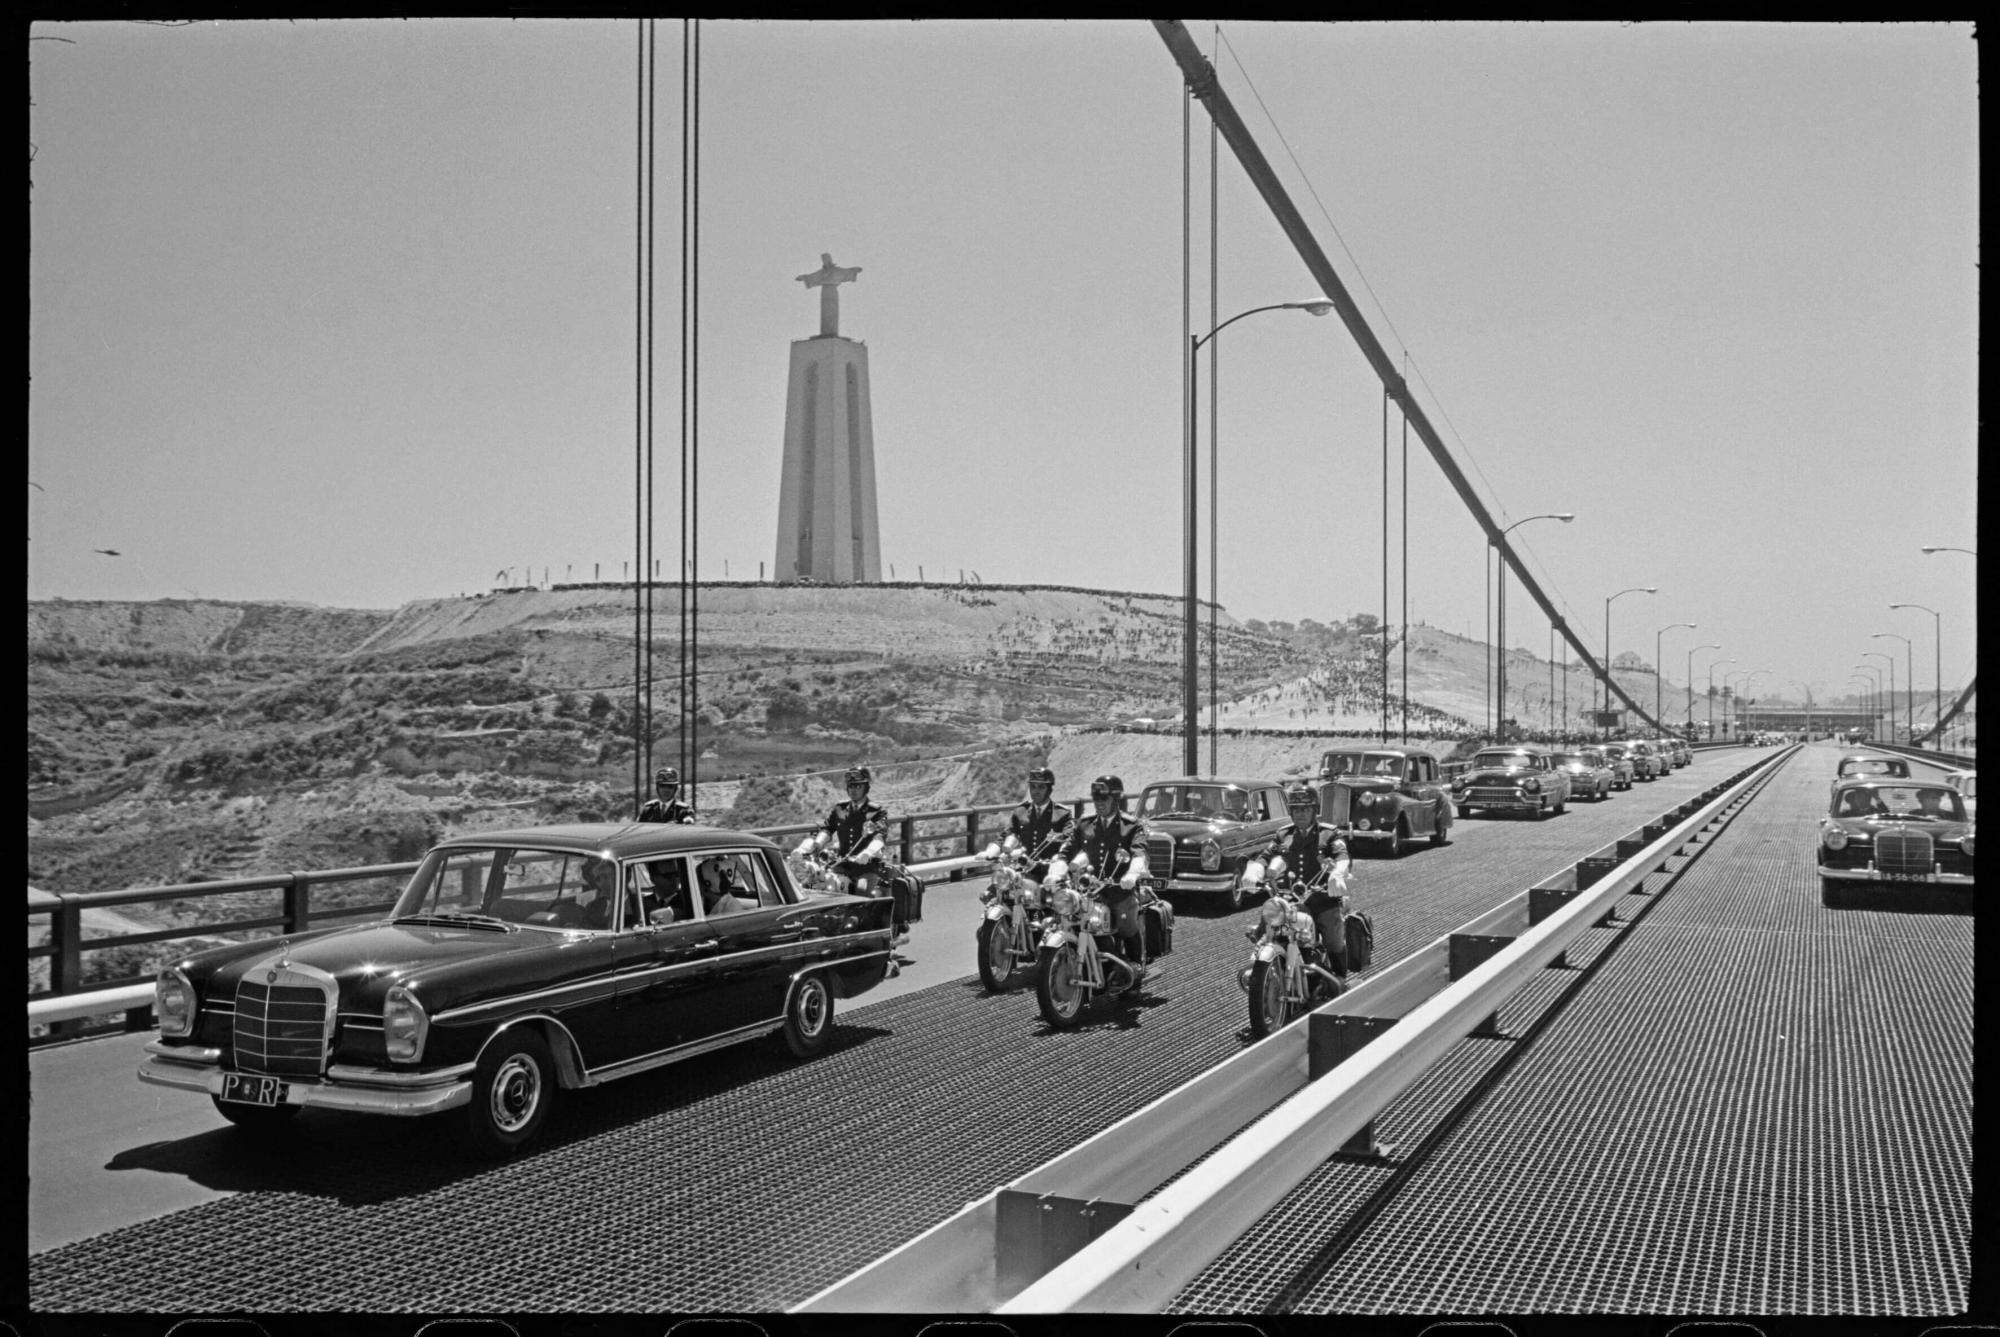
[
  {"left": 1823, "top": 826, "right": 1848, "bottom": 851},
  {"left": 1054, "top": 887, "right": 1079, "bottom": 917},
  {"left": 383, "top": 985, "right": 429, "bottom": 1063},
  {"left": 1085, "top": 903, "right": 1111, "bottom": 934},
  {"left": 155, "top": 968, "right": 196, "bottom": 1038},
  {"left": 1200, "top": 839, "right": 1223, "bottom": 873},
  {"left": 993, "top": 866, "right": 1019, "bottom": 893},
  {"left": 1260, "top": 899, "right": 1287, "bottom": 931}
]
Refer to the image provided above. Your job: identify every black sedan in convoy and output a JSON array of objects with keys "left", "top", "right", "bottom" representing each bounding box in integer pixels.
[
  {"left": 1316, "top": 746, "right": 1454, "bottom": 855},
  {"left": 138, "top": 823, "right": 894, "bottom": 1156},
  {"left": 1133, "top": 777, "right": 1292, "bottom": 910}
]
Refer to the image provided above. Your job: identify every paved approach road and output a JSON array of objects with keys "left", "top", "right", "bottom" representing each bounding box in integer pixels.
[{"left": 26, "top": 744, "right": 1968, "bottom": 1317}]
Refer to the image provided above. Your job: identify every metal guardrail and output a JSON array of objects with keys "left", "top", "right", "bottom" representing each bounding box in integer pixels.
[
  {"left": 796, "top": 745, "right": 1794, "bottom": 1313},
  {"left": 26, "top": 802, "right": 1065, "bottom": 1039}
]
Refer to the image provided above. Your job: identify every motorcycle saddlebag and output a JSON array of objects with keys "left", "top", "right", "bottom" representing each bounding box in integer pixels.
[
  {"left": 1344, "top": 910, "right": 1374, "bottom": 973},
  {"left": 897, "top": 874, "right": 924, "bottom": 923},
  {"left": 1143, "top": 898, "right": 1175, "bottom": 958}
]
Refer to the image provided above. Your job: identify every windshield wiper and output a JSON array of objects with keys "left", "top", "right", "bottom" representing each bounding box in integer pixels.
[{"left": 395, "top": 911, "right": 512, "bottom": 930}]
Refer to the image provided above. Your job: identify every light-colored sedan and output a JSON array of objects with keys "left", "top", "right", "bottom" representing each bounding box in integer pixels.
[
  {"left": 1551, "top": 747, "right": 1617, "bottom": 801},
  {"left": 1621, "top": 740, "right": 1663, "bottom": 781}
]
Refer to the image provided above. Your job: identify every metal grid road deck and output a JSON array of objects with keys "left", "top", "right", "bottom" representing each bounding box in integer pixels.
[
  {"left": 1169, "top": 745, "right": 1971, "bottom": 1316},
  {"left": 27, "top": 750, "right": 1757, "bottom": 1315}
]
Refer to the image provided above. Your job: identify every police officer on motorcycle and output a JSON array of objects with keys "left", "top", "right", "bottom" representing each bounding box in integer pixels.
[
  {"left": 1052, "top": 774, "right": 1153, "bottom": 970},
  {"left": 637, "top": 766, "right": 697, "bottom": 824},
  {"left": 1257, "top": 781, "right": 1355, "bottom": 976},
  {"left": 1007, "top": 766, "right": 1073, "bottom": 882},
  {"left": 817, "top": 765, "right": 913, "bottom": 944}
]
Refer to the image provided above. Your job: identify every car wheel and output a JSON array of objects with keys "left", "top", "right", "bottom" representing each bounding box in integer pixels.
[
  {"left": 1429, "top": 806, "right": 1449, "bottom": 846},
  {"left": 783, "top": 971, "right": 835, "bottom": 1058},
  {"left": 1388, "top": 819, "right": 1410, "bottom": 858},
  {"left": 1226, "top": 864, "right": 1253, "bottom": 912},
  {"left": 1247, "top": 958, "right": 1290, "bottom": 1039},
  {"left": 465, "top": 1028, "right": 554, "bottom": 1159},
  {"left": 1036, "top": 944, "right": 1085, "bottom": 1029},
  {"left": 975, "top": 917, "right": 1017, "bottom": 992},
  {"left": 210, "top": 1096, "right": 300, "bottom": 1134}
]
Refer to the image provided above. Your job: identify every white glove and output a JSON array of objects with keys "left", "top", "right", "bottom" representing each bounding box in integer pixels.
[{"left": 1120, "top": 870, "right": 1140, "bottom": 890}]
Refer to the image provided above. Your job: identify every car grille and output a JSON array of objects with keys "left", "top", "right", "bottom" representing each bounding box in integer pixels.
[
  {"left": 232, "top": 963, "right": 336, "bottom": 1078},
  {"left": 1144, "top": 834, "right": 1175, "bottom": 877},
  {"left": 1875, "top": 830, "right": 1935, "bottom": 878},
  {"left": 1466, "top": 786, "right": 1527, "bottom": 804}
]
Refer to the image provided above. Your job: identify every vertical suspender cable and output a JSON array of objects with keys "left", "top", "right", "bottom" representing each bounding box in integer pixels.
[
  {"left": 678, "top": 20, "right": 690, "bottom": 789},
  {"left": 1380, "top": 385, "right": 1388, "bottom": 744},
  {"left": 645, "top": 19, "right": 658, "bottom": 787},
  {"left": 632, "top": 19, "right": 646, "bottom": 811},
  {"left": 1207, "top": 34, "right": 1218, "bottom": 776},
  {"left": 1180, "top": 79, "right": 1193, "bottom": 777},
  {"left": 1400, "top": 382, "right": 1408, "bottom": 744},
  {"left": 689, "top": 19, "right": 701, "bottom": 805}
]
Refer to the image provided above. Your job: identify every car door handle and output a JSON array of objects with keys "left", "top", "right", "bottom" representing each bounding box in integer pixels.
[{"left": 688, "top": 938, "right": 721, "bottom": 953}]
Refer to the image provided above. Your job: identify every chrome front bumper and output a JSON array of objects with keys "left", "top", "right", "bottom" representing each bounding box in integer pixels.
[
  {"left": 1159, "top": 872, "right": 1237, "bottom": 893},
  {"left": 1819, "top": 866, "right": 1973, "bottom": 888},
  {"left": 138, "top": 1040, "right": 474, "bottom": 1116},
  {"left": 1458, "top": 790, "right": 1546, "bottom": 811}
]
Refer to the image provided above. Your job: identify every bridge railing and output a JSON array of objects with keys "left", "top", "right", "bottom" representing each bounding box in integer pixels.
[
  {"left": 796, "top": 744, "right": 1795, "bottom": 1313},
  {"left": 26, "top": 802, "right": 1062, "bottom": 1042}
]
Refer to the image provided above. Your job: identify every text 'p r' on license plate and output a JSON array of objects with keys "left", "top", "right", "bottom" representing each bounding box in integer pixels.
[{"left": 220, "top": 1073, "right": 285, "bottom": 1106}]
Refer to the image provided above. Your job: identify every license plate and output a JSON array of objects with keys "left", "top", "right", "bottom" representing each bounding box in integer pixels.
[
  {"left": 1880, "top": 871, "right": 1930, "bottom": 883},
  {"left": 220, "top": 1073, "right": 285, "bottom": 1107}
]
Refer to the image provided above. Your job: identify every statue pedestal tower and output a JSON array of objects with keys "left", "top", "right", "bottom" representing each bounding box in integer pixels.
[{"left": 775, "top": 254, "right": 882, "bottom": 583}]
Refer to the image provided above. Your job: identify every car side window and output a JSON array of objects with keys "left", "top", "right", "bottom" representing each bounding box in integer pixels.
[
  {"left": 737, "top": 851, "right": 787, "bottom": 908},
  {"left": 640, "top": 858, "right": 693, "bottom": 925},
  {"left": 694, "top": 853, "right": 762, "bottom": 919}
]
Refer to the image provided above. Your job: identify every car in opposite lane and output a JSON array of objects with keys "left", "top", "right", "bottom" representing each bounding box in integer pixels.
[{"left": 1817, "top": 777, "right": 1974, "bottom": 904}]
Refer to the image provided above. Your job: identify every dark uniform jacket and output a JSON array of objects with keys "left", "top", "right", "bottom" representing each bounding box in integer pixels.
[
  {"left": 1056, "top": 812, "right": 1147, "bottom": 887},
  {"left": 1007, "top": 801, "right": 1074, "bottom": 864},
  {"left": 1256, "top": 822, "right": 1349, "bottom": 888},
  {"left": 821, "top": 799, "right": 891, "bottom": 862},
  {"left": 637, "top": 796, "right": 697, "bottom": 825}
]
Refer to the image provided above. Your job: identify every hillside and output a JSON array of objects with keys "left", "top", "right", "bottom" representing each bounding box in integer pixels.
[{"left": 25, "top": 582, "right": 1694, "bottom": 941}]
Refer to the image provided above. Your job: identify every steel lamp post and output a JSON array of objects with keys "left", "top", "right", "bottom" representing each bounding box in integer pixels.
[
  {"left": 1494, "top": 513, "right": 1573, "bottom": 741},
  {"left": 1871, "top": 633, "right": 1912, "bottom": 745},
  {"left": 1852, "top": 666, "right": 1881, "bottom": 739},
  {"left": 1889, "top": 603, "right": 1941, "bottom": 744},
  {"left": 1861, "top": 651, "right": 1896, "bottom": 744},
  {"left": 1706, "top": 657, "right": 1736, "bottom": 733},
  {"left": 1686, "top": 644, "right": 1721, "bottom": 734},
  {"left": 1602, "top": 586, "right": 1657, "bottom": 732},
  {"left": 1185, "top": 299, "right": 1335, "bottom": 776},
  {"left": 1655, "top": 622, "right": 1695, "bottom": 737}
]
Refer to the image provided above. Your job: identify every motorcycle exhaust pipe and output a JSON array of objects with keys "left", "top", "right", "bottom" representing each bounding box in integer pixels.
[
  {"left": 1305, "top": 962, "right": 1345, "bottom": 989},
  {"left": 1099, "top": 950, "right": 1142, "bottom": 985}
]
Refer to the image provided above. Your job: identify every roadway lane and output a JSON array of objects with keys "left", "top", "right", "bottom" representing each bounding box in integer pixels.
[
  {"left": 26, "top": 746, "right": 1762, "bottom": 1313},
  {"left": 1168, "top": 741, "right": 1972, "bottom": 1315}
]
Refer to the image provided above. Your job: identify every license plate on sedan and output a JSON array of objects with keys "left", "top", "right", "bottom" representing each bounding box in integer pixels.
[
  {"left": 1880, "top": 871, "right": 1931, "bottom": 883},
  {"left": 219, "top": 1073, "right": 285, "bottom": 1107}
]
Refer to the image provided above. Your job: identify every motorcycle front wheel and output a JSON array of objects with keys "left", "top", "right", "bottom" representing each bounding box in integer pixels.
[
  {"left": 1247, "top": 958, "right": 1291, "bottom": 1039},
  {"left": 976, "top": 917, "right": 1017, "bottom": 992},
  {"left": 1036, "top": 944, "right": 1086, "bottom": 1029}
]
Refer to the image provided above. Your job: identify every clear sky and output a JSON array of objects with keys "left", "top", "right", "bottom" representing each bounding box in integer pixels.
[{"left": 28, "top": 20, "right": 1977, "bottom": 709}]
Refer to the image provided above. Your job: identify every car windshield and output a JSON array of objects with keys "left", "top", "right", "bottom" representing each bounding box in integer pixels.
[
  {"left": 1839, "top": 759, "right": 1907, "bottom": 777},
  {"left": 1140, "top": 784, "right": 1251, "bottom": 820},
  {"left": 1320, "top": 752, "right": 1405, "bottom": 778},
  {"left": 1553, "top": 753, "right": 1589, "bottom": 768},
  {"left": 1581, "top": 750, "right": 1608, "bottom": 765},
  {"left": 1472, "top": 751, "right": 1539, "bottom": 770},
  {"left": 1835, "top": 786, "right": 1964, "bottom": 822},
  {"left": 395, "top": 846, "right": 626, "bottom": 932}
]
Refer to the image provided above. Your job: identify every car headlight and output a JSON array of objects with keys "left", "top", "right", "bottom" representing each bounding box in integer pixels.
[
  {"left": 1961, "top": 831, "right": 1974, "bottom": 857},
  {"left": 1823, "top": 826, "right": 1848, "bottom": 850},
  {"left": 1260, "top": 899, "right": 1288, "bottom": 930},
  {"left": 1085, "top": 903, "right": 1110, "bottom": 934},
  {"left": 155, "top": 968, "right": 196, "bottom": 1038},
  {"left": 1358, "top": 792, "right": 1376, "bottom": 806},
  {"left": 1200, "top": 839, "right": 1223, "bottom": 873},
  {"left": 1522, "top": 777, "right": 1541, "bottom": 793},
  {"left": 383, "top": 985, "right": 429, "bottom": 1063}
]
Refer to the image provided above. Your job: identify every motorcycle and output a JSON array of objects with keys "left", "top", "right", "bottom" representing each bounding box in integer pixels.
[
  {"left": 1236, "top": 856, "right": 1347, "bottom": 1039},
  {"left": 1034, "top": 853, "right": 1175, "bottom": 1030},
  {"left": 974, "top": 832, "right": 1060, "bottom": 991},
  {"left": 789, "top": 833, "right": 852, "bottom": 897}
]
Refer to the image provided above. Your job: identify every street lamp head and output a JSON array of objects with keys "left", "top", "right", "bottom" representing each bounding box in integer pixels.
[
  {"left": 1290, "top": 300, "right": 1336, "bottom": 317},
  {"left": 1553, "top": 513, "right": 1575, "bottom": 523}
]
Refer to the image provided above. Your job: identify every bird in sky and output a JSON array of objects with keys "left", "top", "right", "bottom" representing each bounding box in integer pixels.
[{"left": 93, "top": 548, "right": 121, "bottom": 557}]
